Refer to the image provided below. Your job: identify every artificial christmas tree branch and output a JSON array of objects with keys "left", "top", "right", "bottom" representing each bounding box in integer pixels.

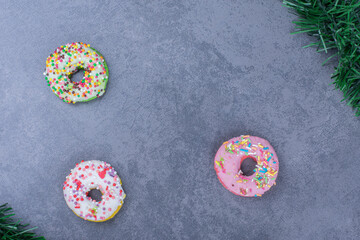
[
  {"left": 284, "top": 0, "right": 360, "bottom": 116},
  {"left": 0, "top": 203, "right": 44, "bottom": 240}
]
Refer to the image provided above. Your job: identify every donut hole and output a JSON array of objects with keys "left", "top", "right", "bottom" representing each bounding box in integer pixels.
[
  {"left": 70, "top": 69, "right": 85, "bottom": 83},
  {"left": 87, "top": 189, "right": 103, "bottom": 202},
  {"left": 240, "top": 157, "right": 257, "bottom": 176}
]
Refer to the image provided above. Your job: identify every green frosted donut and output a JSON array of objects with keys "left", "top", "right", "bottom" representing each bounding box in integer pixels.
[{"left": 44, "top": 42, "right": 109, "bottom": 104}]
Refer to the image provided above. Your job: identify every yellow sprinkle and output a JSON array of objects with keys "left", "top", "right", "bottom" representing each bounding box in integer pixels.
[{"left": 267, "top": 171, "right": 277, "bottom": 176}]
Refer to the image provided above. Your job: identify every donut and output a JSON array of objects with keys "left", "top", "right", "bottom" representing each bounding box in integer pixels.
[
  {"left": 214, "top": 135, "right": 279, "bottom": 197},
  {"left": 63, "top": 160, "right": 126, "bottom": 222},
  {"left": 44, "top": 42, "right": 109, "bottom": 104}
]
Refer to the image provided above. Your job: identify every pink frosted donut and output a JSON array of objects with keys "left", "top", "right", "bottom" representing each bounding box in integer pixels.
[{"left": 214, "top": 135, "right": 279, "bottom": 197}]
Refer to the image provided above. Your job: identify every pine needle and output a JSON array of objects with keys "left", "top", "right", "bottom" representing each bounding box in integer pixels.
[
  {"left": 0, "top": 203, "right": 45, "bottom": 240},
  {"left": 284, "top": 0, "right": 360, "bottom": 116}
]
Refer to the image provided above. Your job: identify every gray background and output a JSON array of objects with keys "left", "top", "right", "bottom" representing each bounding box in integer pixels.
[{"left": 0, "top": 0, "right": 359, "bottom": 239}]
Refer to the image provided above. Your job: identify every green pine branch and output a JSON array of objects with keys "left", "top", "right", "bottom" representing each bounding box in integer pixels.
[
  {"left": 284, "top": 0, "right": 360, "bottom": 116},
  {"left": 0, "top": 203, "right": 45, "bottom": 240}
]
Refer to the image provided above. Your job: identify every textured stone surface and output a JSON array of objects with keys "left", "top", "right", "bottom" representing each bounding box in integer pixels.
[{"left": 0, "top": 0, "right": 359, "bottom": 239}]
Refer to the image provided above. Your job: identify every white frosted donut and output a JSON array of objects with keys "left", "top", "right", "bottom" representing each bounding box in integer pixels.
[
  {"left": 63, "top": 160, "right": 126, "bottom": 222},
  {"left": 44, "top": 42, "right": 109, "bottom": 104}
]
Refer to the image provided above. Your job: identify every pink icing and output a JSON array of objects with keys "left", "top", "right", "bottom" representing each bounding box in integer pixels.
[{"left": 214, "top": 135, "right": 279, "bottom": 197}]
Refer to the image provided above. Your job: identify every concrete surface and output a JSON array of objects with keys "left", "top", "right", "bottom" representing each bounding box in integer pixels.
[{"left": 0, "top": 0, "right": 359, "bottom": 239}]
